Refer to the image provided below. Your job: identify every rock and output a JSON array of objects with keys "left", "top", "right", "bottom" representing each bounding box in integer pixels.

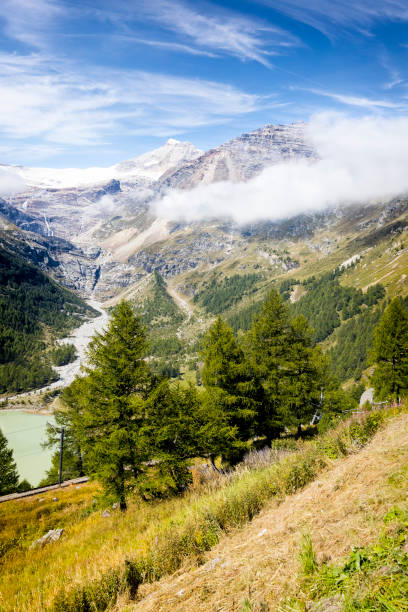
[
  {"left": 359, "top": 388, "right": 374, "bottom": 407},
  {"left": 38, "top": 498, "right": 45, "bottom": 503},
  {"left": 112, "top": 503, "right": 119, "bottom": 509},
  {"left": 30, "top": 528, "right": 64, "bottom": 548},
  {"left": 101, "top": 509, "right": 111, "bottom": 518},
  {"left": 52, "top": 497, "right": 58, "bottom": 502},
  {"left": 205, "top": 557, "right": 221, "bottom": 570}
]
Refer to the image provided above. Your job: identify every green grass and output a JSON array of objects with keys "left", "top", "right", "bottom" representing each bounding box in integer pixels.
[{"left": 283, "top": 501, "right": 408, "bottom": 611}]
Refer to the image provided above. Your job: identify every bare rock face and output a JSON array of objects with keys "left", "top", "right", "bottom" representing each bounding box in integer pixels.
[
  {"left": 0, "top": 225, "right": 101, "bottom": 296},
  {"left": 158, "top": 123, "right": 315, "bottom": 190}
]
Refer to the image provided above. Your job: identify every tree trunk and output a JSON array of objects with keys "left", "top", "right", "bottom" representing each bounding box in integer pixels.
[
  {"left": 120, "top": 495, "right": 127, "bottom": 512},
  {"left": 296, "top": 423, "right": 302, "bottom": 439}
]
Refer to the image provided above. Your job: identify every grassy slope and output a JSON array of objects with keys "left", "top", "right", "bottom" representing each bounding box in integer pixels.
[
  {"left": 0, "top": 405, "right": 406, "bottom": 611},
  {"left": 126, "top": 410, "right": 408, "bottom": 612}
]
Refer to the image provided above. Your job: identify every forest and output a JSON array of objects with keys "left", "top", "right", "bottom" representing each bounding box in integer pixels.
[
  {"left": 193, "top": 273, "right": 262, "bottom": 314},
  {"left": 0, "top": 247, "right": 96, "bottom": 393},
  {"left": 34, "top": 290, "right": 408, "bottom": 509}
]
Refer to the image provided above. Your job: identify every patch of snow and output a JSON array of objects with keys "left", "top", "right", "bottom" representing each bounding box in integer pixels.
[{"left": 0, "top": 139, "right": 202, "bottom": 189}]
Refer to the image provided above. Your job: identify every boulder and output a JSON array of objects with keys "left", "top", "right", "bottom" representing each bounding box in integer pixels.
[{"left": 30, "top": 528, "right": 64, "bottom": 549}]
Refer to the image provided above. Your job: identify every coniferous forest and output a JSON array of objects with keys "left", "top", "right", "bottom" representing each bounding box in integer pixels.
[
  {"left": 0, "top": 247, "right": 96, "bottom": 393},
  {"left": 41, "top": 286, "right": 407, "bottom": 510}
]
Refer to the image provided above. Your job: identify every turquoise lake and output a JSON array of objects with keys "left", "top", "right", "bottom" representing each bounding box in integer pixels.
[{"left": 0, "top": 411, "right": 56, "bottom": 487}]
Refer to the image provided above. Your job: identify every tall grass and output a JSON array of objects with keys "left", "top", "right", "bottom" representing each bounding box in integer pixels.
[{"left": 0, "top": 405, "right": 403, "bottom": 611}]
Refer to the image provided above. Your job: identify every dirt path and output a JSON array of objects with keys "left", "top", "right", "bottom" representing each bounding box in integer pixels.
[
  {"left": 167, "top": 285, "right": 194, "bottom": 319},
  {"left": 127, "top": 414, "right": 408, "bottom": 611}
]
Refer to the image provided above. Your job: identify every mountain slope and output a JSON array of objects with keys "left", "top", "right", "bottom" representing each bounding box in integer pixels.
[{"left": 159, "top": 122, "right": 314, "bottom": 190}]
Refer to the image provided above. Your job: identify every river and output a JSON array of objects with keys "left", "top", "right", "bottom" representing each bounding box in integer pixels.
[{"left": 0, "top": 300, "right": 109, "bottom": 486}]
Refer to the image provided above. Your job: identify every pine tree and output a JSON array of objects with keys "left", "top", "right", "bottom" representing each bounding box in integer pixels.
[
  {"left": 0, "top": 428, "right": 19, "bottom": 495},
  {"left": 201, "top": 316, "right": 259, "bottom": 463},
  {"left": 78, "top": 300, "right": 151, "bottom": 510},
  {"left": 246, "top": 290, "right": 292, "bottom": 443},
  {"left": 371, "top": 297, "right": 408, "bottom": 401}
]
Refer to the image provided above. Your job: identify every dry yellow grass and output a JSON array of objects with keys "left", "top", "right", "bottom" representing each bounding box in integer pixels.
[{"left": 124, "top": 413, "right": 408, "bottom": 612}]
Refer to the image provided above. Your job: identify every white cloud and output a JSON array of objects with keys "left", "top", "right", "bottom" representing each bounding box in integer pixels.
[
  {"left": 298, "top": 87, "right": 405, "bottom": 109},
  {"left": 0, "top": 168, "right": 26, "bottom": 196},
  {"left": 262, "top": 0, "right": 408, "bottom": 37},
  {"left": 0, "top": 53, "right": 263, "bottom": 151},
  {"left": 109, "top": 0, "right": 299, "bottom": 67},
  {"left": 153, "top": 113, "right": 408, "bottom": 224},
  {"left": 0, "top": 0, "right": 64, "bottom": 48},
  {"left": 117, "top": 37, "right": 219, "bottom": 58}
]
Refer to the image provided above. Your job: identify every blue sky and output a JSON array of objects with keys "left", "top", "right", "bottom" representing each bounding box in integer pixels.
[{"left": 0, "top": 0, "right": 407, "bottom": 167}]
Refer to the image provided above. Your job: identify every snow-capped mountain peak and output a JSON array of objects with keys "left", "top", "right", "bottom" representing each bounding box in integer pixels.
[{"left": 0, "top": 139, "right": 203, "bottom": 190}]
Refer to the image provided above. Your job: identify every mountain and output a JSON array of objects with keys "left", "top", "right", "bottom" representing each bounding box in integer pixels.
[
  {"left": 159, "top": 122, "right": 315, "bottom": 190},
  {"left": 0, "top": 139, "right": 203, "bottom": 189},
  {"left": 1, "top": 122, "right": 407, "bottom": 361}
]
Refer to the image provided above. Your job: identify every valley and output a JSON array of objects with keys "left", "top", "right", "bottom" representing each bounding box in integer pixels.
[{"left": 0, "top": 122, "right": 407, "bottom": 612}]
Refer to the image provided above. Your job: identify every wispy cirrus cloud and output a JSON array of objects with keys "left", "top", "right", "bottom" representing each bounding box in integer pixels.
[
  {"left": 106, "top": 0, "right": 300, "bottom": 68},
  {"left": 0, "top": 52, "right": 266, "bottom": 157},
  {"left": 296, "top": 87, "right": 405, "bottom": 110},
  {"left": 0, "top": 0, "right": 65, "bottom": 48},
  {"left": 261, "top": 0, "right": 408, "bottom": 37},
  {"left": 119, "top": 37, "right": 219, "bottom": 58}
]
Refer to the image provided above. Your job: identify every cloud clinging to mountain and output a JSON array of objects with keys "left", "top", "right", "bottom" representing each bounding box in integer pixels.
[{"left": 154, "top": 113, "right": 408, "bottom": 224}]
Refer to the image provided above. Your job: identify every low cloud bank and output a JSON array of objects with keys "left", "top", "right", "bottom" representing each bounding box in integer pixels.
[
  {"left": 154, "top": 114, "right": 408, "bottom": 224},
  {"left": 0, "top": 167, "right": 26, "bottom": 196}
]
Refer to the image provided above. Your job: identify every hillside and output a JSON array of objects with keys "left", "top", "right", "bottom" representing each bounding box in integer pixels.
[
  {"left": 130, "top": 410, "right": 408, "bottom": 612},
  {"left": 0, "top": 247, "right": 97, "bottom": 393},
  {"left": 0, "top": 405, "right": 406, "bottom": 611}
]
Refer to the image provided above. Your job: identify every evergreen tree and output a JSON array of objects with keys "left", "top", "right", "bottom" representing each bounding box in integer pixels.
[
  {"left": 283, "top": 315, "right": 324, "bottom": 435},
  {"left": 141, "top": 381, "right": 234, "bottom": 495},
  {"left": 41, "top": 378, "right": 89, "bottom": 485},
  {"left": 371, "top": 297, "right": 408, "bottom": 401},
  {"left": 201, "top": 316, "right": 259, "bottom": 463},
  {"left": 77, "top": 300, "right": 151, "bottom": 510},
  {"left": 0, "top": 428, "right": 19, "bottom": 495},
  {"left": 246, "top": 290, "right": 292, "bottom": 443}
]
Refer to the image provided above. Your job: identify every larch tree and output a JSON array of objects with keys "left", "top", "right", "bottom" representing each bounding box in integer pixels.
[
  {"left": 283, "top": 315, "right": 324, "bottom": 436},
  {"left": 201, "top": 316, "right": 259, "bottom": 464},
  {"left": 246, "top": 290, "right": 292, "bottom": 443},
  {"left": 41, "top": 376, "right": 90, "bottom": 485},
  {"left": 78, "top": 300, "right": 151, "bottom": 510},
  {"left": 371, "top": 297, "right": 408, "bottom": 401}
]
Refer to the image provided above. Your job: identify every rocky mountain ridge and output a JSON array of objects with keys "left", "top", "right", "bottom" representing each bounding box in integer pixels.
[
  {"left": 1, "top": 122, "right": 407, "bottom": 304},
  {"left": 159, "top": 122, "right": 315, "bottom": 190}
]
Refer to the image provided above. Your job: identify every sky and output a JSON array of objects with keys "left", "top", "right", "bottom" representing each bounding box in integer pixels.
[{"left": 0, "top": 0, "right": 408, "bottom": 167}]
